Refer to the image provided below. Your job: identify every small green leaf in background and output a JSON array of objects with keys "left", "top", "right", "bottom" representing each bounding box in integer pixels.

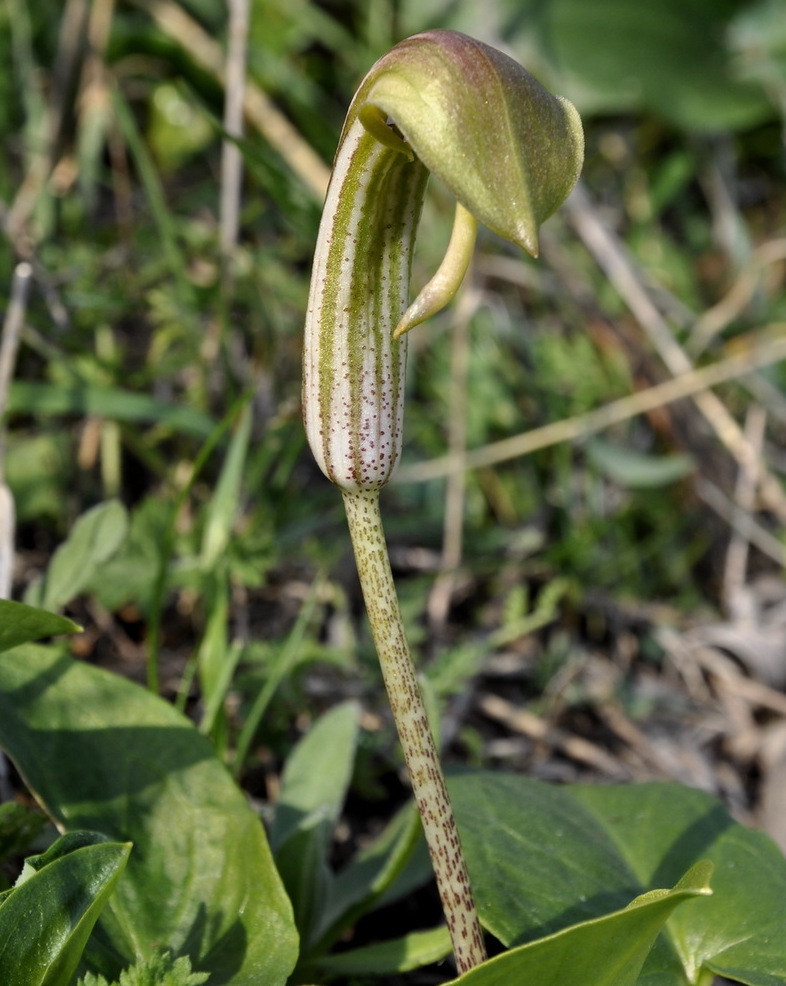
[
  {"left": 0, "top": 599, "right": 82, "bottom": 653},
  {"left": 81, "top": 496, "right": 169, "bottom": 615},
  {"left": 271, "top": 700, "right": 359, "bottom": 951},
  {"left": 586, "top": 438, "right": 695, "bottom": 489},
  {"left": 729, "top": 0, "right": 786, "bottom": 112},
  {"left": 147, "top": 81, "right": 215, "bottom": 173},
  {"left": 448, "top": 771, "right": 786, "bottom": 985},
  {"left": 0, "top": 832, "right": 130, "bottom": 986},
  {"left": 444, "top": 862, "right": 712, "bottom": 986},
  {"left": 196, "top": 402, "right": 253, "bottom": 743},
  {"left": 0, "top": 646, "right": 298, "bottom": 986},
  {"left": 315, "top": 924, "right": 452, "bottom": 978},
  {"left": 0, "top": 802, "right": 46, "bottom": 883},
  {"left": 199, "top": 402, "right": 252, "bottom": 573},
  {"left": 24, "top": 500, "right": 128, "bottom": 612},
  {"left": 271, "top": 700, "right": 360, "bottom": 849},
  {"left": 311, "top": 800, "right": 432, "bottom": 956},
  {"left": 8, "top": 382, "right": 215, "bottom": 438},
  {"left": 4, "top": 433, "right": 73, "bottom": 522}
]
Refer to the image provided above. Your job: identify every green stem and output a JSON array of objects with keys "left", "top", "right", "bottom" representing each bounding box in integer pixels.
[{"left": 342, "top": 488, "right": 487, "bottom": 974}]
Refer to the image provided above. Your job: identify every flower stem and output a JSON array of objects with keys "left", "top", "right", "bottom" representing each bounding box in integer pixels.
[{"left": 342, "top": 488, "right": 487, "bottom": 974}]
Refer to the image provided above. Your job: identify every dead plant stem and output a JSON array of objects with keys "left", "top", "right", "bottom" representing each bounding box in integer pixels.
[{"left": 396, "top": 328, "right": 786, "bottom": 484}]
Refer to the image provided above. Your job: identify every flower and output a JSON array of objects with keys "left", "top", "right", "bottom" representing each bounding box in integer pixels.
[{"left": 303, "top": 30, "right": 583, "bottom": 493}]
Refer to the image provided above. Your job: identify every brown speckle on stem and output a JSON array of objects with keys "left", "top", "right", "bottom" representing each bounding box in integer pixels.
[{"left": 342, "top": 488, "right": 487, "bottom": 973}]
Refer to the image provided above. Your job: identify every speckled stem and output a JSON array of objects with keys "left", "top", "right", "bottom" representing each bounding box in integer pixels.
[{"left": 342, "top": 488, "right": 487, "bottom": 973}]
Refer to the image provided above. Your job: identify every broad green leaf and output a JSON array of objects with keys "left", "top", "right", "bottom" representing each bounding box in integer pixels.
[
  {"left": 0, "top": 646, "right": 298, "bottom": 986},
  {"left": 445, "top": 863, "right": 712, "bottom": 986},
  {"left": 586, "top": 439, "right": 695, "bottom": 489},
  {"left": 450, "top": 771, "right": 639, "bottom": 946},
  {"left": 24, "top": 501, "right": 128, "bottom": 612},
  {"left": 575, "top": 784, "right": 786, "bottom": 986},
  {"left": 0, "top": 599, "right": 81, "bottom": 653},
  {"left": 271, "top": 701, "right": 359, "bottom": 949},
  {"left": 0, "top": 833, "right": 130, "bottom": 986},
  {"left": 8, "top": 382, "right": 215, "bottom": 437},
  {"left": 449, "top": 771, "right": 786, "bottom": 985}
]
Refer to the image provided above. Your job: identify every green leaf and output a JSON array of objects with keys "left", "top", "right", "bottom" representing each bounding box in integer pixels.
[
  {"left": 80, "top": 497, "right": 168, "bottom": 614},
  {"left": 199, "top": 402, "right": 252, "bottom": 572},
  {"left": 196, "top": 403, "right": 253, "bottom": 737},
  {"left": 507, "top": 0, "right": 772, "bottom": 131},
  {"left": 8, "top": 382, "right": 215, "bottom": 438},
  {"left": 4, "top": 432, "right": 72, "bottom": 522},
  {"left": 729, "top": 0, "right": 786, "bottom": 114},
  {"left": 0, "top": 802, "right": 45, "bottom": 872},
  {"left": 575, "top": 784, "right": 786, "bottom": 986},
  {"left": 312, "top": 800, "right": 431, "bottom": 952},
  {"left": 271, "top": 701, "right": 361, "bottom": 850},
  {"left": 585, "top": 439, "right": 695, "bottom": 489},
  {"left": 451, "top": 772, "right": 639, "bottom": 945},
  {"left": 15, "top": 829, "right": 118, "bottom": 885},
  {"left": 448, "top": 771, "right": 786, "bottom": 985},
  {"left": 24, "top": 501, "right": 129, "bottom": 612},
  {"left": 0, "top": 832, "right": 130, "bottom": 986},
  {"left": 444, "top": 863, "right": 711, "bottom": 986},
  {"left": 271, "top": 701, "right": 359, "bottom": 949},
  {"left": 0, "top": 646, "right": 298, "bottom": 986},
  {"left": 315, "top": 924, "right": 452, "bottom": 977},
  {"left": 0, "top": 599, "right": 81, "bottom": 653}
]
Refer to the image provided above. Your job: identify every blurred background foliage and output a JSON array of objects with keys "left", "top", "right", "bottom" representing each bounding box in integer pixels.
[{"left": 2, "top": 0, "right": 786, "bottom": 802}]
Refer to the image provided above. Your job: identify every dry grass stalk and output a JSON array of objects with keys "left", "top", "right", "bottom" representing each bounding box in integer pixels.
[
  {"left": 397, "top": 328, "right": 786, "bottom": 483},
  {"left": 134, "top": 0, "right": 330, "bottom": 199}
]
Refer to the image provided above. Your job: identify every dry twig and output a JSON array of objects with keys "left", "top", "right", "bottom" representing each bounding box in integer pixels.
[
  {"left": 134, "top": 0, "right": 330, "bottom": 200},
  {"left": 220, "top": 0, "right": 250, "bottom": 260},
  {"left": 0, "top": 262, "right": 33, "bottom": 600},
  {"left": 478, "top": 692, "right": 628, "bottom": 778},
  {"left": 565, "top": 182, "right": 786, "bottom": 523},
  {"left": 397, "top": 328, "right": 786, "bottom": 483}
]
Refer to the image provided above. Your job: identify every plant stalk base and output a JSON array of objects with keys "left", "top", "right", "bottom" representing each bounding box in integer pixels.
[{"left": 342, "top": 489, "right": 487, "bottom": 974}]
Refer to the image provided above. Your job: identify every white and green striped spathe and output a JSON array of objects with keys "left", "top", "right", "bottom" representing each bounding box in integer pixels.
[
  {"left": 303, "top": 112, "right": 427, "bottom": 491},
  {"left": 303, "top": 30, "right": 584, "bottom": 493}
]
